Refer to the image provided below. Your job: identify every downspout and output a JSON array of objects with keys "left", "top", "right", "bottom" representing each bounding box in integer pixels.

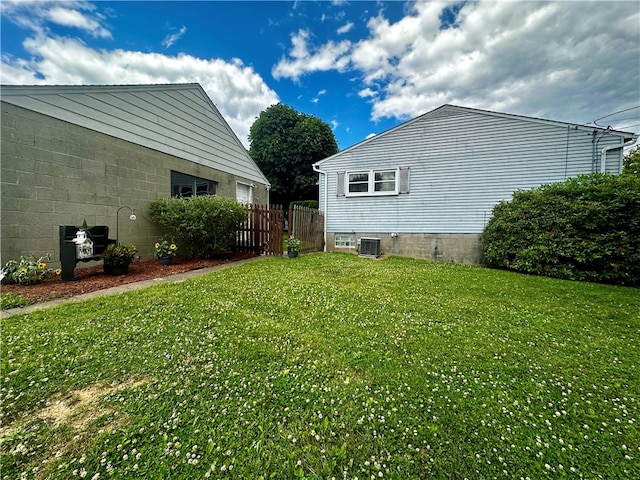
[
  {"left": 600, "top": 146, "right": 618, "bottom": 173},
  {"left": 591, "top": 130, "right": 597, "bottom": 172},
  {"left": 312, "top": 163, "right": 328, "bottom": 252}
]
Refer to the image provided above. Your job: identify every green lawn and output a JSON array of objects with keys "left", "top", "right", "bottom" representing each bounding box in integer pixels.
[{"left": 1, "top": 253, "right": 639, "bottom": 479}]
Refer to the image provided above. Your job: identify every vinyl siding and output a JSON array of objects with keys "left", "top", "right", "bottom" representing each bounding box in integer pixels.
[
  {"left": 318, "top": 105, "right": 630, "bottom": 234},
  {"left": 0, "top": 84, "right": 269, "bottom": 186}
]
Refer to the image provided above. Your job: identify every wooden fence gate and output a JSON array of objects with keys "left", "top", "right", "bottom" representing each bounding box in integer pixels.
[
  {"left": 235, "top": 204, "right": 284, "bottom": 256},
  {"left": 288, "top": 204, "right": 325, "bottom": 254}
]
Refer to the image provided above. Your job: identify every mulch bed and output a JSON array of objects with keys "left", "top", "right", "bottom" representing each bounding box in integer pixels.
[{"left": 2, "top": 253, "right": 257, "bottom": 304}]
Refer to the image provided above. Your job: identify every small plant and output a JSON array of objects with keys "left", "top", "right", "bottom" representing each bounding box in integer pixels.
[
  {"left": 154, "top": 239, "right": 178, "bottom": 258},
  {"left": 1, "top": 254, "right": 59, "bottom": 285},
  {"left": 287, "top": 236, "right": 301, "bottom": 253},
  {"left": 102, "top": 243, "right": 138, "bottom": 267}
]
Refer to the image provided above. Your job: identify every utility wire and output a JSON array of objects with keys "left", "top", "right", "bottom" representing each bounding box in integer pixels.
[{"left": 592, "top": 105, "right": 640, "bottom": 127}]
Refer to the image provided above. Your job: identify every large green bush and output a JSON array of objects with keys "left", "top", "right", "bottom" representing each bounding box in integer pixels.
[
  {"left": 482, "top": 173, "right": 640, "bottom": 286},
  {"left": 148, "top": 196, "right": 248, "bottom": 258}
]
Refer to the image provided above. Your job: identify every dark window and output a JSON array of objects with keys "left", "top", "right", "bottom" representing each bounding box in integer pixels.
[{"left": 171, "top": 171, "right": 217, "bottom": 197}]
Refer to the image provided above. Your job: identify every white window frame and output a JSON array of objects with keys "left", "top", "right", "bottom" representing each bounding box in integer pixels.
[
  {"left": 345, "top": 169, "right": 398, "bottom": 196},
  {"left": 236, "top": 181, "right": 254, "bottom": 204},
  {"left": 335, "top": 233, "right": 356, "bottom": 248}
]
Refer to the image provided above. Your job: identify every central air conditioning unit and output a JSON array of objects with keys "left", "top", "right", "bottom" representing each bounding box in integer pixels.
[{"left": 359, "top": 237, "right": 381, "bottom": 257}]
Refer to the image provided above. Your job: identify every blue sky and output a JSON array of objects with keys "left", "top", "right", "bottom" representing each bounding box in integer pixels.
[{"left": 2, "top": 1, "right": 639, "bottom": 150}]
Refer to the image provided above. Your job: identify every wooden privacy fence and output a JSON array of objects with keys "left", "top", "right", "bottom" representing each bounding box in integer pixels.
[
  {"left": 235, "top": 204, "right": 284, "bottom": 256},
  {"left": 288, "top": 204, "right": 325, "bottom": 254}
]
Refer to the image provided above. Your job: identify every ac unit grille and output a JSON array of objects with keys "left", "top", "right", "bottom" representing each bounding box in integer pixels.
[{"left": 360, "top": 238, "right": 381, "bottom": 257}]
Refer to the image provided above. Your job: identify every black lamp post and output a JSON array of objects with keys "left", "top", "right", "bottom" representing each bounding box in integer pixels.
[{"left": 116, "top": 206, "right": 136, "bottom": 245}]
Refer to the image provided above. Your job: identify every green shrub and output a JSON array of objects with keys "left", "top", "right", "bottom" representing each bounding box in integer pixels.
[
  {"left": 148, "top": 196, "right": 248, "bottom": 258},
  {"left": 482, "top": 173, "right": 640, "bottom": 286},
  {"left": 1, "top": 254, "right": 58, "bottom": 285}
]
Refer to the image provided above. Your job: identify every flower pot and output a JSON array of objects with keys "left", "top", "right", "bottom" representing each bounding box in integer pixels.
[
  {"left": 159, "top": 256, "right": 173, "bottom": 266},
  {"left": 104, "top": 264, "right": 129, "bottom": 276},
  {"left": 288, "top": 250, "right": 299, "bottom": 259}
]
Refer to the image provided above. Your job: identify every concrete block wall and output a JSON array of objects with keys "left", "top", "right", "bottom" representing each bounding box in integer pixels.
[
  {"left": 326, "top": 232, "right": 483, "bottom": 265},
  {"left": 1, "top": 102, "right": 269, "bottom": 266}
]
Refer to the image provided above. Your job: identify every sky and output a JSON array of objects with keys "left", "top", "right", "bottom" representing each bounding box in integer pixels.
[{"left": 1, "top": 0, "right": 639, "bottom": 151}]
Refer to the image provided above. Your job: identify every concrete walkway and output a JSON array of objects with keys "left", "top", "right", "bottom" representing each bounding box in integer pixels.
[{"left": 1, "top": 256, "right": 265, "bottom": 318}]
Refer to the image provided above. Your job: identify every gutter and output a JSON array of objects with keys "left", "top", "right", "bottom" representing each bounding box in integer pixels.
[{"left": 312, "top": 163, "right": 328, "bottom": 252}]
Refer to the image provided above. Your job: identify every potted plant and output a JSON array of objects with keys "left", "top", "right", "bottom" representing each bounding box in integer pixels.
[
  {"left": 154, "top": 239, "right": 178, "bottom": 265},
  {"left": 102, "top": 243, "right": 137, "bottom": 275},
  {"left": 287, "top": 236, "right": 301, "bottom": 258}
]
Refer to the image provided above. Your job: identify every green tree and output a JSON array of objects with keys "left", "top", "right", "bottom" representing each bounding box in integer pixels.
[
  {"left": 249, "top": 103, "right": 338, "bottom": 206},
  {"left": 623, "top": 146, "right": 640, "bottom": 175}
]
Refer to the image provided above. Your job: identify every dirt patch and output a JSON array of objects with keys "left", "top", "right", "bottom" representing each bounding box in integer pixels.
[
  {"left": 1, "top": 377, "right": 151, "bottom": 478},
  {"left": 1, "top": 377, "right": 149, "bottom": 440},
  {"left": 35, "top": 378, "right": 149, "bottom": 431},
  {"left": 2, "top": 253, "right": 256, "bottom": 305}
]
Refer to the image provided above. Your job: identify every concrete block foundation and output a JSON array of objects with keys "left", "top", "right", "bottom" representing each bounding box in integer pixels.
[{"left": 326, "top": 232, "right": 483, "bottom": 265}]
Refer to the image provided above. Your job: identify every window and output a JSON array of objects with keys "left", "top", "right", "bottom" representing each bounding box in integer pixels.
[
  {"left": 338, "top": 167, "right": 409, "bottom": 197},
  {"left": 335, "top": 233, "right": 356, "bottom": 248},
  {"left": 374, "top": 171, "right": 396, "bottom": 192},
  {"left": 346, "top": 169, "right": 397, "bottom": 196},
  {"left": 236, "top": 182, "right": 253, "bottom": 204},
  {"left": 348, "top": 172, "right": 370, "bottom": 193},
  {"left": 171, "top": 171, "right": 217, "bottom": 197}
]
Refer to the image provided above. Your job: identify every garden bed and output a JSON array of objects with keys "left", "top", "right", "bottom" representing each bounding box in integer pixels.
[{"left": 1, "top": 253, "right": 256, "bottom": 304}]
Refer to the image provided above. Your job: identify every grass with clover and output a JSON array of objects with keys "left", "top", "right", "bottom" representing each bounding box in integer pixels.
[{"left": 1, "top": 253, "right": 639, "bottom": 479}]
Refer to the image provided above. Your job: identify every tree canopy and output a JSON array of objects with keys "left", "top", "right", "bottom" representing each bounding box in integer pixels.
[
  {"left": 249, "top": 103, "right": 338, "bottom": 207},
  {"left": 623, "top": 146, "right": 639, "bottom": 175}
]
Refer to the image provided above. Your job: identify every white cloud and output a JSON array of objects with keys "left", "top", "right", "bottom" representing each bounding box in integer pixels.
[
  {"left": 47, "top": 6, "right": 111, "bottom": 38},
  {"left": 0, "top": 35, "right": 279, "bottom": 147},
  {"left": 272, "top": 29, "right": 351, "bottom": 80},
  {"left": 274, "top": 1, "right": 640, "bottom": 135},
  {"left": 358, "top": 87, "right": 376, "bottom": 98},
  {"left": 337, "top": 22, "right": 354, "bottom": 35},
  {"left": 163, "top": 25, "right": 187, "bottom": 49},
  {"left": 330, "top": 119, "right": 339, "bottom": 130},
  {"left": 2, "top": 0, "right": 111, "bottom": 38}
]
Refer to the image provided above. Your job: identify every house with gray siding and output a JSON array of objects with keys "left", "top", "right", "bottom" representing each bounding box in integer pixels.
[
  {"left": 1, "top": 83, "right": 270, "bottom": 265},
  {"left": 313, "top": 104, "right": 637, "bottom": 264}
]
